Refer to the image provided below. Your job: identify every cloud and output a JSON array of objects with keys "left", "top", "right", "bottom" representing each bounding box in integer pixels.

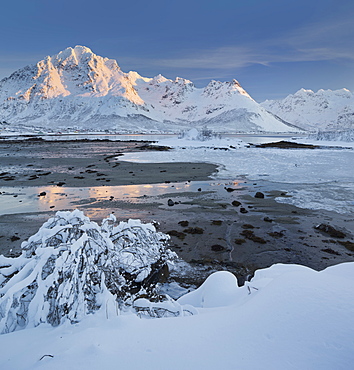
[{"left": 127, "top": 13, "right": 354, "bottom": 72}]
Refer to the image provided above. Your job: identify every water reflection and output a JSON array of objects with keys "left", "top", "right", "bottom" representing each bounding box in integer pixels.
[{"left": 0, "top": 180, "right": 245, "bottom": 216}]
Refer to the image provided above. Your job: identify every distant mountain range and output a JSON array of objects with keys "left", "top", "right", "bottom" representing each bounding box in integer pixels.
[
  {"left": 261, "top": 88, "right": 354, "bottom": 131},
  {"left": 0, "top": 46, "right": 299, "bottom": 133}
]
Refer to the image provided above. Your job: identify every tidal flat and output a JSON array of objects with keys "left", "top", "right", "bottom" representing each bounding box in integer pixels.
[{"left": 0, "top": 138, "right": 353, "bottom": 285}]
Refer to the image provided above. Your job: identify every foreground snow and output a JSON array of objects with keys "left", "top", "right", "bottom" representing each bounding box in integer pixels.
[{"left": 0, "top": 262, "right": 353, "bottom": 369}]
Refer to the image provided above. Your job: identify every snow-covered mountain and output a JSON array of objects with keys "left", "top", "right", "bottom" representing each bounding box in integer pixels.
[
  {"left": 0, "top": 46, "right": 298, "bottom": 133},
  {"left": 261, "top": 88, "right": 354, "bottom": 131}
]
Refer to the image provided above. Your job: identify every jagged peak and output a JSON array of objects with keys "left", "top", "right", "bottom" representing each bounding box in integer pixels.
[
  {"left": 203, "top": 79, "right": 252, "bottom": 99},
  {"left": 174, "top": 76, "right": 193, "bottom": 85},
  {"left": 292, "top": 87, "right": 353, "bottom": 98},
  {"left": 151, "top": 74, "right": 169, "bottom": 84},
  {"left": 57, "top": 45, "right": 94, "bottom": 60}
]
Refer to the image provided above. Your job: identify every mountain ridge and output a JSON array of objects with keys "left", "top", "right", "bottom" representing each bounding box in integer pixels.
[
  {"left": 0, "top": 46, "right": 299, "bottom": 133},
  {"left": 261, "top": 88, "right": 354, "bottom": 131}
]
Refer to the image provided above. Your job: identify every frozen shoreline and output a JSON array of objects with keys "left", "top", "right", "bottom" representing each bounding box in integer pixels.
[{"left": 0, "top": 138, "right": 353, "bottom": 285}]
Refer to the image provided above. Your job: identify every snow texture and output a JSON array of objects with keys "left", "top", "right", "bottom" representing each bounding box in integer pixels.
[
  {"left": 0, "top": 262, "right": 353, "bottom": 369},
  {"left": 0, "top": 46, "right": 298, "bottom": 133}
]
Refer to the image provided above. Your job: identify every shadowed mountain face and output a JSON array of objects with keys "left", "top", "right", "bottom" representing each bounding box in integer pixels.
[{"left": 0, "top": 46, "right": 298, "bottom": 133}]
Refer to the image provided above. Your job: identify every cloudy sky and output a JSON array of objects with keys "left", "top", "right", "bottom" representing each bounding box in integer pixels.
[{"left": 1, "top": 0, "right": 353, "bottom": 101}]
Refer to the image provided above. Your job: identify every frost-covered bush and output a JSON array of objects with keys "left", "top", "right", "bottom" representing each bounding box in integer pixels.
[
  {"left": 178, "top": 127, "right": 221, "bottom": 141},
  {"left": 0, "top": 210, "right": 177, "bottom": 334},
  {"left": 133, "top": 295, "right": 197, "bottom": 318}
]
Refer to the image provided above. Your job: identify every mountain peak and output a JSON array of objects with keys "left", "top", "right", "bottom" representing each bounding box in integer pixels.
[
  {"left": 57, "top": 45, "right": 94, "bottom": 59},
  {"left": 50, "top": 45, "right": 97, "bottom": 68},
  {"left": 0, "top": 46, "right": 297, "bottom": 133}
]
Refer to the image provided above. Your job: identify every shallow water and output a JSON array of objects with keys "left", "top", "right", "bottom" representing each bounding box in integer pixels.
[{"left": 0, "top": 179, "right": 247, "bottom": 217}]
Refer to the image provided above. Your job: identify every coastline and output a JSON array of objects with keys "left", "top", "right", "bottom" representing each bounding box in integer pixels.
[{"left": 0, "top": 139, "right": 353, "bottom": 285}]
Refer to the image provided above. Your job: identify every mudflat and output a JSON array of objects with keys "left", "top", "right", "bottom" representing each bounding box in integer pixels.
[
  {"left": 1, "top": 139, "right": 353, "bottom": 285},
  {"left": 0, "top": 139, "right": 217, "bottom": 187}
]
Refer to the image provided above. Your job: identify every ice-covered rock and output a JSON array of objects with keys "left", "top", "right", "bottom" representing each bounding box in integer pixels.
[{"left": 178, "top": 271, "right": 243, "bottom": 308}]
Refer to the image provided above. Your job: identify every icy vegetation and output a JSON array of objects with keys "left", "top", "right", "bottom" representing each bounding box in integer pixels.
[
  {"left": 0, "top": 46, "right": 298, "bottom": 133},
  {"left": 262, "top": 88, "right": 354, "bottom": 131},
  {"left": 178, "top": 127, "right": 221, "bottom": 141},
  {"left": 0, "top": 210, "right": 179, "bottom": 334}
]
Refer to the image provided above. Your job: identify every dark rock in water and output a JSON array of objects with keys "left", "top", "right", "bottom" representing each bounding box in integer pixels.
[
  {"left": 321, "top": 248, "right": 341, "bottom": 256},
  {"left": 234, "top": 238, "right": 246, "bottom": 245},
  {"left": 10, "top": 235, "right": 20, "bottom": 242},
  {"left": 184, "top": 227, "right": 204, "bottom": 234},
  {"left": 264, "top": 217, "right": 273, "bottom": 223},
  {"left": 240, "top": 229, "right": 266, "bottom": 244},
  {"left": 315, "top": 224, "right": 346, "bottom": 238},
  {"left": 57, "top": 182, "right": 66, "bottom": 187},
  {"left": 250, "top": 235, "right": 266, "bottom": 244},
  {"left": 242, "top": 224, "right": 255, "bottom": 229},
  {"left": 255, "top": 192, "right": 265, "bottom": 199},
  {"left": 232, "top": 200, "right": 241, "bottom": 207},
  {"left": 225, "top": 187, "right": 236, "bottom": 192},
  {"left": 240, "top": 229, "right": 255, "bottom": 238},
  {"left": 38, "top": 191, "right": 46, "bottom": 197},
  {"left": 178, "top": 220, "right": 189, "bottom": 227},
  {"left": 167, "top": 230, "right": 186, "bottom": 240},
  {"left": 338, "top": 241, "right": 354, "bottom": 252},
  {"left": 167, "top": 199, "right": 174, "bottom": 206},
  {"left": 211, "top": 220, "right": 223, "bottom": 226},
  {"left": 268, "top": 231, "right": 284, "bottom": 238},
  {"left": 240, "top": 207, "right": 248, "bottom": 214},
  {"left": 198, "top": 188, "right": 202, "bottom": 192},
  {"left": 211, "top": 244, "right": 226, "bottom": 252}
]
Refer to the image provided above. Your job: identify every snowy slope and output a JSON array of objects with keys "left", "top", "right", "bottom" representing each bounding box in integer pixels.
[
  {"left": 0, "top": 46, "right": 298, "bottom": 133},
  {"left": 261, "top": 88, "right": 354, "bottom": 131}
]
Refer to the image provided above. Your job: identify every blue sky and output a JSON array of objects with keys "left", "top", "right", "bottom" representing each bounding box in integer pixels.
[{"left": 0, "top": 0, "right": 353, "bottom": 101}]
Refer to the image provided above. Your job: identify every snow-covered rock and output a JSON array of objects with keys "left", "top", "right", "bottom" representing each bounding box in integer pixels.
[
  {"left": 261, "top": 88, "right": 354, "bottom": 131},
  {"left": 0, "top": 46, "right": 299, "bottom": 133}
]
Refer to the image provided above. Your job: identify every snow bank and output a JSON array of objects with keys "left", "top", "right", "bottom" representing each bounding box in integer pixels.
[
  {"left": 178, "top": 271, "right": 242, "bottom": 308},
  {"left": 0, "top": 262, "right": 353, "bottom": 369}
]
